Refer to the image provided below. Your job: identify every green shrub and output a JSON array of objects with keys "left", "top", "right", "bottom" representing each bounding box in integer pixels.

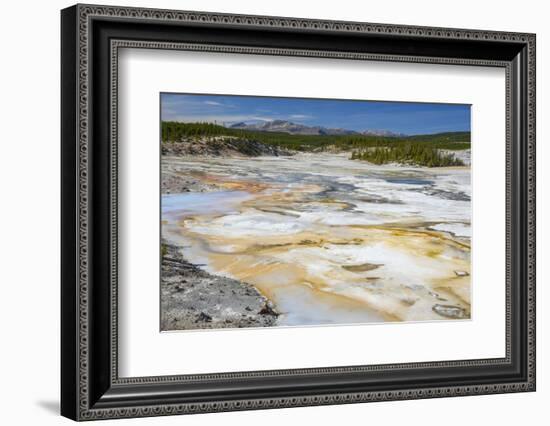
[{"left": 350, "top": 145, "right": 465, "bottom": 167}]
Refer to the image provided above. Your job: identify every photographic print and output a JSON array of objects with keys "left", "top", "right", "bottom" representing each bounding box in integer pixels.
[{"left": 160, "top": 93, "right": 472, "bottom": 331}]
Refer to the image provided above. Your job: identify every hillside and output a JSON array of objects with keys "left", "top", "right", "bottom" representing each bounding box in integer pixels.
[
  {"left": 161, "top": 121, "right": 471, "bottom": 154},
  {"left": 228, "top": 119, "right": 406, "bottom": 137},
  {"left": 162, "top": 135, "right": 292, "bottom": 157}
]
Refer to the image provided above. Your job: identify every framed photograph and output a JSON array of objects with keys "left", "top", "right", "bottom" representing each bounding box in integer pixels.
[{"left": 61, "top": 4, "right": 536, "bottom": 421}]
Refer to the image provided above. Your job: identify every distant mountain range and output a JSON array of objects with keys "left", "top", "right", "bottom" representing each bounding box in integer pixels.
[{"left": 228, "top": 120, "right": 407, "bottom": 137}]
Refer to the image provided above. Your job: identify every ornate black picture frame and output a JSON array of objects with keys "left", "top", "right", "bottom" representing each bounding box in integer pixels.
[{"left": 61, "top": 4, "right": 536, "bottom": 421}]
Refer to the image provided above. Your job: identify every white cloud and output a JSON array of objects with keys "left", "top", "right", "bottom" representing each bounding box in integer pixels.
[
  {"left": 160, "top": 95, "right": 315, "bottom": 124},
  {"left": 166, "top": 114, "right": 272, "bottom": 125},
  {"left": 290, "top": 114, "right": 314, "bottom": 120}
]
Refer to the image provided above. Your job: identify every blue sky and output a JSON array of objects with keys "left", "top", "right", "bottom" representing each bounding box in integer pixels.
[{"left": 161, "top": 93, "right": 470, "bottom": 135}]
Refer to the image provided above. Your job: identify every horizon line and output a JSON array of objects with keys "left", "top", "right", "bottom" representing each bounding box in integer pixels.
[{"left": 161, "top": 119, "right": 471, "bottom": 137}]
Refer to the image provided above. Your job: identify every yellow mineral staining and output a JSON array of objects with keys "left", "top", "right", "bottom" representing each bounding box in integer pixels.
[
  {"left": 168, "top": 166, "right": 471, "bottom": 323},
  {"left": 179, "top": 215, "right": 471, "bottom": 322},
  {"left": 192, "top": 172, "right": 271, "bottom": 193}
]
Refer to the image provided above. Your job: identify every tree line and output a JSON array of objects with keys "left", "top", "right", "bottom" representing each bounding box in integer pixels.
[
  {"left": 161, "top": 121, "right": 470, "bottom": 164},
  {"left": 350, "top": 145, "right": 464, "bottom": 167}
]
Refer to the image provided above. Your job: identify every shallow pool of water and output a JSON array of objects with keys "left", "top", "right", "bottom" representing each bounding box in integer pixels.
[{"left": 162, "top": 153, "right": 471, "bottom": 325}]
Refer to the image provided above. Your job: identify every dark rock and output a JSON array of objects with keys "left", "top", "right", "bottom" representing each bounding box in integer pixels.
[
  {"left": 196, "top": 312, "right": 212, "bottom": 322},
  {"left": 432, "top": 304, "right": 468, "bottom": 319},
  {"left": 342, "top": 263, "right": 382, "bottom": 272},
  {"left": 259, "top": 301, "right": 279, "bottom": 316}
]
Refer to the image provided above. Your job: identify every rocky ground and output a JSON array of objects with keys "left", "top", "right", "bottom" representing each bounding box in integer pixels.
[
  {"left": 161, "top": 171, "right": 220, "bottom": 194},
  {"left": 440, "top": 149, "right": 471, "bottom": 166},
  {"left": 161, "top": 242, "right": 280, "bottom": 331},
  {"left": 162, "top": 136, "right": 293, "bottom": 158}
]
